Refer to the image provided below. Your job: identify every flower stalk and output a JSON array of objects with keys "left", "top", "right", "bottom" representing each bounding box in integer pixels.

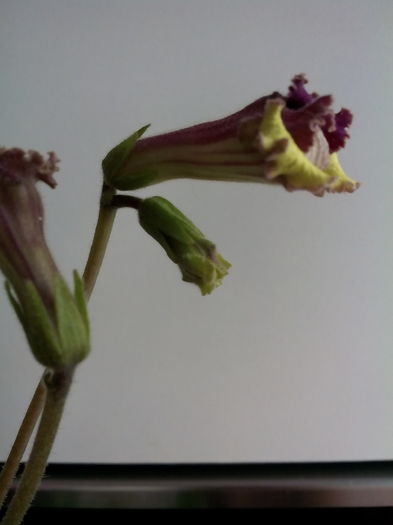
[{"left": 82, "top": 184, "right": 117, "bottom": 300}]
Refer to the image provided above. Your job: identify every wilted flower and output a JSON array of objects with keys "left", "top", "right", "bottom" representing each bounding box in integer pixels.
[
  {"left": 139, "top": 197, "right": 230, "bottom": 295},
  {"left": 0, "top": 148, "right": 89, "bottom": 369},
  {"left": 103, "top": 74, "right": 359, "bottom": 197}
]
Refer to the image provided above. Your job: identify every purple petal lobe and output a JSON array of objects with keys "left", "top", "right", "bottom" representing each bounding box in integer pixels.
[
  {"left": 282, "top": 95, "right": 334, "bottom": 153},
  {"left": 286, "top": 74, "right": 317, "bottom": 109},
  {"left": 322, "top": 108, "right": 353, "bottom": 153},
  {"left": 283, "top": 75, "right": 352, "bottom": 154},
  {"left": 0, "top": 148, "right": 59, "bottom": 188}
]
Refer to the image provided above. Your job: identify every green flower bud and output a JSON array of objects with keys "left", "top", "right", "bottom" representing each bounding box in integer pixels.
[
  {"left": 0, "top": 148, "right": 89, "bottom": 369},
  {"left": 138, "top": 197, "right": 230, "bottom": 295}
]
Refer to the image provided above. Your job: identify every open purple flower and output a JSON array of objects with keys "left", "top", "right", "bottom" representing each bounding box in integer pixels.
[{"left": 103, "top": 74, "right": 359, "bottom": 197}]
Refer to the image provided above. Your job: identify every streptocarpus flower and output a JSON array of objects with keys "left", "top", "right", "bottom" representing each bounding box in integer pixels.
[
  {"left": 0, "top": 148, "right": 89, "bottom": 369},
  {"left": 139, "top": 197, "right": 230, "bottom": 295},
  {"left": 103, "top": 74, "right": 359, "bottom": 197}
]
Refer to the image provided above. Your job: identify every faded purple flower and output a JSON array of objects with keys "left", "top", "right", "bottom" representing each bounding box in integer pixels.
[
  {"left": 0, "top": 148, "right": 89, "bottom": 369},
  {"left": 0, "top": 148, "right": 60, "bottom": 307}
]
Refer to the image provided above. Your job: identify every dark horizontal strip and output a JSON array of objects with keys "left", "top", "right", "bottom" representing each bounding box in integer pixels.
[{"left": 3, "top": 461, "right": 393, "bottom": 509}]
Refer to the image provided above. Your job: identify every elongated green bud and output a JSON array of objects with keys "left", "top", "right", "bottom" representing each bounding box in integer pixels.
[{"left": 139, "top": 197, "right": 230, "bottom": 295}]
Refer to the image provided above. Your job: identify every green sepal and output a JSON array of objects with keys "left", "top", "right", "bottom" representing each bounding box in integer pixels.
[
  {"left": 108, "top": 168, "right": 158, "bottom": 191},
  {"left": 139, "top": 197, "right": 203, "bottom": 257},
  {"left": 21, "top": 281, "right": 62, "bottom": 368},
  {"left": 54, "top": 275, "right": 90, "bottom": 365},
  {"left": 102, "top": 125, "right": 150, "bottom": 188},
  {"left": 73, "top": 270, "right": 89, "bottom": 337},
  {"left": 4, "top": 273, "right": 90, "bottom": 369},
  {"left": 4, "top": 280, "right": 25, "bottom": 326}
]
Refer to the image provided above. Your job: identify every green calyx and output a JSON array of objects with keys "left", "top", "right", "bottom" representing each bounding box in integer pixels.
[
  {"left": 102, "top": 125, "right": 152, "bottom": 190},
  {"left": 5, "top": 271, "right": 90, "bottom": 369},
  {"left": 139, "top": 197, "right": 230, "bottom": 295}
]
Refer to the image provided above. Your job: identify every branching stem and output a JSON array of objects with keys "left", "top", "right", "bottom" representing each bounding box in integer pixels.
[
  {"left": 0, "top": 377, "right": 46, "bottom": 511},
  {"left": 1, "top": 368, "right": 74, "bottom": 525}
]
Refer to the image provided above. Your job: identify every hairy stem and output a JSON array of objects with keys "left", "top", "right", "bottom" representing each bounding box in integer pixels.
[
  {"left": 1, "top": 368, "right": 74, "bottom": 525},
  {"left": 0, "top": 377, "right": 46, "bottom": 511}
]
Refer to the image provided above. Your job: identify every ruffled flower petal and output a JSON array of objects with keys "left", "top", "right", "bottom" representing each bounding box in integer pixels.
[{"left": 257, "top": 99, "right": 359, "bottom": 196}]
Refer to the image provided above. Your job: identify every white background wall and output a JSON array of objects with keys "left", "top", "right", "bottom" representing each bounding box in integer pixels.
[{"left": 1, "top": 0, "right": 392, "bottom": 463}]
